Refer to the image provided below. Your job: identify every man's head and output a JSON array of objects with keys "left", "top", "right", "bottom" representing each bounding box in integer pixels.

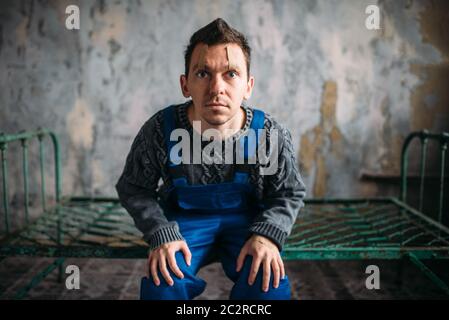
[
  {"left": 184, "top": 18, "right": 251, "bottom": 79},
  {"left": 180, "top": 18, "right": 254, "bottom": 127}
]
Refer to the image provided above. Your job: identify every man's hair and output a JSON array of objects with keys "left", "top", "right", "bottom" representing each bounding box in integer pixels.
[{"left": 184, "top": 18, "right": 251, "bottom": 78}]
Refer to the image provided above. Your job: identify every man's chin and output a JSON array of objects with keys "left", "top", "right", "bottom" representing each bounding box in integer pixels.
[
  {"left": 203, "top": 116, "right": 229, "bottom": 126},
  {"left": 200, "top": 108, "right": 230, "bottom": 125}
]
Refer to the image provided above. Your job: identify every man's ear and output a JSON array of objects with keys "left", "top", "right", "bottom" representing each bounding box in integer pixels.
[
  {"left": 243, "top": 75, "right": 254, "bottom": 100},
  {"left": 180, "top": 75, "right": 190, "bottom": 98}
]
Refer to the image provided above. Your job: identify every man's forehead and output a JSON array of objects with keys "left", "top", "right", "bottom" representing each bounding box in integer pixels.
[{"left": 191, "top": 43, "right": 244, "bottom": 71}]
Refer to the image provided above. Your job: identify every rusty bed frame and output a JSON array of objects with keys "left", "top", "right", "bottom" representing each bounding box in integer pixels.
[{"left": 0, "top": 129, "right": 448, "bottom": 299}]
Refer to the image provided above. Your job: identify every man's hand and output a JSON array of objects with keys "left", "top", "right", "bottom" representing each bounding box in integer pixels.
[
  {"left": 236, "top": 235, "right": 285, "bottom": 292},
  {"left": 148, "top": 240, "right": 192, "bottom": 286}
]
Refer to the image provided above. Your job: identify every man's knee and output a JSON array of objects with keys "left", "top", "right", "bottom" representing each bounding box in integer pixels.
[
  {"left": 230, "top": 257, "right": 291, "bottom": 300},
  {"left": 140, "top": 275, "right": 206, "bottom": 300},
  {"left": 140, "top": 251, "right": 205, "bottom": 300},
  {"left": 151, "top": 251, "right": 191, "bottom": 280}
]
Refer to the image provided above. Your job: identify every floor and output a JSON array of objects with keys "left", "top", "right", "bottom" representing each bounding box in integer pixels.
[{"left": 0, "top": 257, "right": 448, "bottom": 299}]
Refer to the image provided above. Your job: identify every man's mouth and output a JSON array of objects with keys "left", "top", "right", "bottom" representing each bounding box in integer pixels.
[{"left": 205, "top": 102, "right": 227, "bottom": 108}]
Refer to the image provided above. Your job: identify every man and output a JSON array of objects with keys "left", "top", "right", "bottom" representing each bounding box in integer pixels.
[{"left": 116, "top": 18, "right": 306, "bottom": 300}]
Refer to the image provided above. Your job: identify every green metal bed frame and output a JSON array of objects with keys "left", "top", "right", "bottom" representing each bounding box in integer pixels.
[{"left": 1, "top": 129, "right": 448, "bottom": 298}]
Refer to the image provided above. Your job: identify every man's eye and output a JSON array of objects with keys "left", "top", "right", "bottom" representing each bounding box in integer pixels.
[
  {"left": 228, "top": 71, "right": 237, "bottom": 78},
  {"left": 196, "top": 71, "right": 208, "bottom": 78}
]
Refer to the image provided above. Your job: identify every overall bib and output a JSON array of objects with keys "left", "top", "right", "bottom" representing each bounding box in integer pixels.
[{"left": 140, "top": 105, "right": 291, "bottom": 300}]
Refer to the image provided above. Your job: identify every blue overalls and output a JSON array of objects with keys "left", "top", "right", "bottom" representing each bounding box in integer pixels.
[{"left": 140, "top": 105, "right": 291, "bottom": 300}]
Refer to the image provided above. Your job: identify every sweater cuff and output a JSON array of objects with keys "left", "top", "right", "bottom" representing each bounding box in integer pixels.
[
  {"left": 249, "top": 222, "right": 288, "bottom": 251},
  {"left": 146, "top": 226, "right": 185, "bottom": 251}
]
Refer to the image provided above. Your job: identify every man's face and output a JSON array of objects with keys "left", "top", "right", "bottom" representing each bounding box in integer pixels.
[{"left": 180, "top": 43, "right": 254, "bottom": 126}]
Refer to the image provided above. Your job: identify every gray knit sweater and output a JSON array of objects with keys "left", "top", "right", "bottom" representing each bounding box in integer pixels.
[{"left": 115, "top": 100, "right": 306, "bottom": 251}]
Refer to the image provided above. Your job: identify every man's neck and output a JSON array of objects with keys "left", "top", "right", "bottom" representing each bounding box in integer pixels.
[{"left": 187, "top": 103, "right": 246, "bottom": 140}]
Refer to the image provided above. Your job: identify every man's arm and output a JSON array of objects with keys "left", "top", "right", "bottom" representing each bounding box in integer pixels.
[
  {"left": 115, "top": 119, "right": 184, "bottom": 251},
  {"left": 237, "top": 124, "right": 306, "bottom": 292},
  {"left": 116, "top": 119, "right": 192, "bottom": 285},
  {"left": 249, "top": 126, "right": 307, "bottom": 250}
]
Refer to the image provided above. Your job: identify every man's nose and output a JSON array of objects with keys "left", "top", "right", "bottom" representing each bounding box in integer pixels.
[{"left": 209, "top": 75, "right": 225, "bottom": 96}]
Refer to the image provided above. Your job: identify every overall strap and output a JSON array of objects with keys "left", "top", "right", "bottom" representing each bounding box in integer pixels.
[
  {"left": 239, "top": 108, "right": 265, "bottom": 160},
  {"left": 250, "top": 108, "right": 265, "bottom": 131},
  {"left": 234, "top": 108, "right": 265, "bottom": 185}
]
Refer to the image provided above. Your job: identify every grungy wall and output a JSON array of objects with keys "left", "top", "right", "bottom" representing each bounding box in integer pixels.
[{"left": 0, "top": 0, "right": 448, "bottom": 202}]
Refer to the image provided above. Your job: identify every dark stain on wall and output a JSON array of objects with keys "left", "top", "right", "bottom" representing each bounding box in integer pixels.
[
  {"left": 379, "top": 97, "right": 403, "bottom": 173},
  {"left": 411, "top": 0, "right": 449, "bottom": 133},
  {"left": 300, "top": 81, "right": 344, "bottom": 197}
]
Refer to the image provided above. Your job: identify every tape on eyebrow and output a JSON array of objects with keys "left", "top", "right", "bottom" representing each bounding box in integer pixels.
[{"left": 197, "top": 44, "right": 208, "bottom": 70}]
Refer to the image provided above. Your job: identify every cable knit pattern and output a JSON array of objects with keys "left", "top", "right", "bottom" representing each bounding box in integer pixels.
[{"left": 116, "top": 100, "right": 306, "bottom": 250}]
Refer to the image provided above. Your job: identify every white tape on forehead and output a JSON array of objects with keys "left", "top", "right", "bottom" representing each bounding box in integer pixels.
[
  {"left": 226, "top": 45, "right": 238, "bottom": 71},
  {"left": 197, "top": 44, "right": 208, "bottom": 70}
]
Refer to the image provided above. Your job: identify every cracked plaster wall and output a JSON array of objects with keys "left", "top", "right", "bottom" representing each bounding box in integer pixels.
[{"left": 0, "top": 0, "right": 448, "bottom": 204}]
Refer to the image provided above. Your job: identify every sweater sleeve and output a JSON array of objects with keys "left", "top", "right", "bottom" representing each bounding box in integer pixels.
[
  {"left": 249, "top": 126, "right": 306, "bottom": 250},
  {"left": 115, "top": 117, "right": 184, "bottom": 251}
]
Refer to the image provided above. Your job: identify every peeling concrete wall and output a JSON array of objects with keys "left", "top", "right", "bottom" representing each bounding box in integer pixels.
[{"left": 0, "top": 0, "right": 448, "bottom": 202}]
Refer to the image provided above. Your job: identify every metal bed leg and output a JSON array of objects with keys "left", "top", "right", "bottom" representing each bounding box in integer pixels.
[
  {"left": 407, "top": 253, "right": 449, "bottom": 296},
  {"left": 13, "top": 257, "right": 66, "bottom": 300}
]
